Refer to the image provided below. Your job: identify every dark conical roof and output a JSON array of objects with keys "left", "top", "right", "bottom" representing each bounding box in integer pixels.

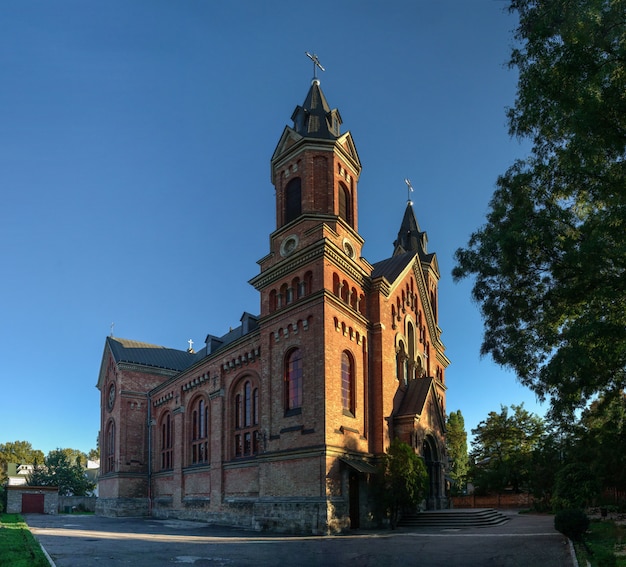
[
  {"left": 393, "top": 202, "right": 428, "bottom": 257},
  {"left": 291, "top": 80, "right": 342, "bottom": 139}
]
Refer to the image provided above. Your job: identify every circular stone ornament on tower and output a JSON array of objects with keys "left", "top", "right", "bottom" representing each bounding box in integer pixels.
[
  {"left": 280, "top": 234, "right": 299, "bottom": 257},
  {"left": 108, "top": 384, "right": 116, "bottom": 411},
  {"left": 342, "top": 238, "right": 355, "bottom": 259}
]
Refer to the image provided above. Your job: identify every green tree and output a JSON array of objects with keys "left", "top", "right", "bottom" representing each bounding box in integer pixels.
[
  {"left": 0, "top": 441, "right": 45, "bottom": 484},
  {"left": 379, "top": 438, "right": 428, "bottom": 529},
  {"left": 552, "top": 462, "right": 601, "bottom": 510},
  {"left": 28, "top": 449, "right": 95, "bottom": 496},
  {"left": 576, "top": 393, "right": 626, "bottom": 494},
  {"left": 446, "top": 410, "right": 469, "bottom": 495},
  {"left": 453, "top": 0, "right": 626, "bottom": 417},
  {"left": 470, "top": 404, "right": 545, "bottom": 494}
]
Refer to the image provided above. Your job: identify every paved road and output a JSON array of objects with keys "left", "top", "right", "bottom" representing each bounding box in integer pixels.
[{"left": 25, "top": 511, "right": 575, "bottom": 567}]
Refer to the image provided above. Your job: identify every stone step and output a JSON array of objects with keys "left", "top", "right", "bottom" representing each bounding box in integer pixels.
[{"left": 398, "top": 508, "right": 509, "bottom": 528}]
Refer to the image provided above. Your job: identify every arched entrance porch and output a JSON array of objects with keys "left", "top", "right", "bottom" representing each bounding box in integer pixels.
[{"left": 422, "top": 435, "right": 446, "bottom": 509}]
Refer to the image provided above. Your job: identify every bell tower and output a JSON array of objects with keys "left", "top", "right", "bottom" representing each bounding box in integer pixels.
[{"left": 250, "top": 59, "right": 374, "bottom": 496}]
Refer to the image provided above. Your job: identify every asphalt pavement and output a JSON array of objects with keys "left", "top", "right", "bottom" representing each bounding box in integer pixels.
[{"left": 25, "top": 510, "right": 576, "bottom": 567}]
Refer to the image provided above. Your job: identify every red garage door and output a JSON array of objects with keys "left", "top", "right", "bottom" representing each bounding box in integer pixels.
[{"left": 22, "top": 493, "right": 45, "bottom": 514}]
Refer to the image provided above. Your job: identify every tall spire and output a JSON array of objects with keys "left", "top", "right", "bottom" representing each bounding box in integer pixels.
[{"left": 393, "top": 181, "right": 428, "bottom": 257}]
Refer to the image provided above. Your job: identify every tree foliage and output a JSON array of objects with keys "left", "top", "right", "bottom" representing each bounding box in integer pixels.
[
  {"left": 446, "top": 410, "right": 469, "bottom": 494},
  {"left": 453, "top": 0, "right": 626, "bottom": 416},
  {"left": 575, "top": 393, "right": 626, "bottom": 492},
  {"left": 470, "top": 404, "right": 545, "bottom": 494},
  {"left": 379, "top": 438, "right": 428, "bottom": 528},
  {"left": 28, "top": 449, "right": 95, "bottom": 496},
  {"left": 0, "top": 441, "right": 45, "bottom": 484}
]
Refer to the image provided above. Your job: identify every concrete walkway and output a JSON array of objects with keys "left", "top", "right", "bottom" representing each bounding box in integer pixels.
[{"left": 26, "top": 510, "right": 576, "bottom": 567}]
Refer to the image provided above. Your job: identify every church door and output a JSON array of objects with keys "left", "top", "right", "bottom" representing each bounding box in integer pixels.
[{"left": 423, "top": 438, "right": 441, "bottom": 509}]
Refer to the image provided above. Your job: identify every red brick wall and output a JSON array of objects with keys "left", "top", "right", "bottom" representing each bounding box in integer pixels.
[{"left": 452, "top": 493, "right": 535, "bottom": 509}]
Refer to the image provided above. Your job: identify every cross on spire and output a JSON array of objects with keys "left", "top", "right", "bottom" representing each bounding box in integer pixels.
[
  {"left": 305, "top": 52, "right": 325, "bottom": 81},
  {"left": 187, "top": 338, "right": 194, "bottom": 353},
  {"left": 404, "top": 178, "right": 414, "bottom": 205}
]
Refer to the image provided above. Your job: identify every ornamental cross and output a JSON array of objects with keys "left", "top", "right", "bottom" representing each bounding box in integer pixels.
[
  {"left": 188, "top": 339, "right": 194, "bottom": 351},
  {"left": 305, "top": 52, "right": 325, "bottom": 79},
  {"left": 405, "top": 178, "right": 414, "bottom": 204}
]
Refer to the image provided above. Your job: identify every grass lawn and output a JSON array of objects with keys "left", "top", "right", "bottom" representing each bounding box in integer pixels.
[
  {"left": 0, "top": 514, "right": 50, "bottom": 567},
  {"left": 574, "top": 519, "right": 626, "bottom": 567}
]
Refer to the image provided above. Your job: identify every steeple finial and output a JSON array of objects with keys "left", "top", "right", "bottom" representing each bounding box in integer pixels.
[
  {"left": 404, "top": 178, "right": 414, "bottom": 206},
  {"left": 305, "top": 52, "right": 325, "bottom": 84}
]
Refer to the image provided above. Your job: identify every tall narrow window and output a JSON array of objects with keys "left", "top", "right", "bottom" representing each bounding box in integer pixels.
[
  {"left": 233, "top": 378, "right": 260, "bottom": 458},
  {"left": 341, "top": 351, "right": 355, "bottom": 416},
  {"left": 244, "top": 382, "right": 251, "bottom": 427},
  {"left": 407, "top": 322, "right": 416, "bottom": 381},
  {"left": 105, "top": 420, "right": 115, "bottom": 473},
  {"left": 160, "top": 413, "right": 173, "bottom": 470},
  {"left": 339, "top": 182, "right": 352, "bottom": 226},
  {"left": 285, "top": 348, "right": 303, "bottom": 412},
  {"left": 190, "top": 398, "right": 209, "bottom": 465},
  {"left": 285, "top": 178, "right": 302, "bottom": 224}
]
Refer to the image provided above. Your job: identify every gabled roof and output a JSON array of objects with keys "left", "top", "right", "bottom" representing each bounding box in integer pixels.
[
  {"left": 106, "top": 337, "right": 198, "bottom": 372},
  {"left": 370, "top": 250, "right": 417, "bottom": 282},
  {"left": 396, "top": 377, "right": 434, "bottom": 417}
]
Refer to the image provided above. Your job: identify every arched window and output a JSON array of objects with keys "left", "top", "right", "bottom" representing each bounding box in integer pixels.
[
  {"left": 396, "top": 341, "right": 407, "bottom": 385},
  {"left": 105, "top": 420, "right": 115, "bottom": 473},
  {"left": 190, "top": 397, "right": 209, "bottom": 465},
  {"left": 333, "top": 273, "right": 341, "bottom": 296},
  {"left": 269, "top": 289, "right": 277, "bottom": 312},
  {"left": 338, "top": 182, "right": 352, "bottom": 226},
  {"left": 341, "top": 351, "right": 355, "bottom": 416},
  {"left": 304, "top": 271, "right": 313, "bottom": 296},
  {"left": 341, "top": 280, "right": 349, "bottom": 303},
  {"left": 233, "top": 378, "right": 260, "bottom": 458},
  {"left": 160, "top": 412, "right": 173, "bottom": 471},
  {"left": 280, "top": 283, "right": 289, "bottom": 306},
  {"left": 407, "top": 322, "right": 416, "bottom": 367},
  {"left": 285, "top": 178, "right": 302, "bottom": 224},
  {"left": 350, "top": 287, "right": 358, "bottom": 310},
  {"left": 292, "top": 277, "right": 301, "bottom": 300},
  {"left": 284, "top": 348, "right": 303, "bottom": 413}
]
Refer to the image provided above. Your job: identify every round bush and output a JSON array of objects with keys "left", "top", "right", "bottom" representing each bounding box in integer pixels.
[{"left": 554, "top": 508, "right": 590, "bottom": 541}]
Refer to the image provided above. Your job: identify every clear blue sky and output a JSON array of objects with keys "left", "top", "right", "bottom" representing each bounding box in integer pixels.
[{"left": 0, "top": 0, "right": 542, "bottom": 457}]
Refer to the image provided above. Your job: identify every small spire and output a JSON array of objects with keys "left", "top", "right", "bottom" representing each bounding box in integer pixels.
[
  {"left": 187, "top": 339, "right": 195, "bottom": 354},
  {"left": 305, "top": 51, "right": 325, "bottom": 84},
  {"left": 110, "top": 322, "right": 115, "bottom": 337}
]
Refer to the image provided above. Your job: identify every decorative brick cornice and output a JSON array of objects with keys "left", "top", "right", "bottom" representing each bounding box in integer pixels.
[
  {"left": 250, "top": 241, "right": 325, "bottom": 290},
  {"left": 222, "top": 347, "right": 261, "bottom": 373}
]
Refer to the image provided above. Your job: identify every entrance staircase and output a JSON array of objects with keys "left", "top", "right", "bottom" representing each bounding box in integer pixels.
[{"left": 398, "top": 508, "right": 509, "bottom": 529}]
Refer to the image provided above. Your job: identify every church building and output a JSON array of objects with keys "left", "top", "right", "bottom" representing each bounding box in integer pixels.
[{"left": 96, "top": 68, "right": 450, "bottom": 533}]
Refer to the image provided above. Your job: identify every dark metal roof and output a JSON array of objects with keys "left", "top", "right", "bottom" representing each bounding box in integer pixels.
[
  {"left": 339, "top": 457, "right": 378, "bottom": 474},
  {"left": 291, "top": 80, "right": 342, "bottom": 140},
  {"left": 396, "top": 377, "right": 434, "bottom": 417},
  {"left": 393, "top": 202, "right": 429, "bottom": 257},
  {"left": 107, "top": 313, "right": 260, "bottom": 373},
  {"left": 370, "top": 251, "right": 417, "bottom": 282},
  {"left": 107, "top": 337, "right": 198, "bottom": 372}
]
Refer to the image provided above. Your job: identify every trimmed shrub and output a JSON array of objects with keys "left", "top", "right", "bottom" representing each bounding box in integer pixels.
[{"left": 554, "top": 508, "right": 590, "bottom": 541}]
